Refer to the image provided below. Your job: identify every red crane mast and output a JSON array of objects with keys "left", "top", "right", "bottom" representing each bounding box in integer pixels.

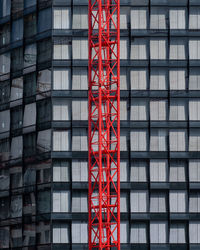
[{"left": 88, "top": 0, "right": 120, "bottom": 249}]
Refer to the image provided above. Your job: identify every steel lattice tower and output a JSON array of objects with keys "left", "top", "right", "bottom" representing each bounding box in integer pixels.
[{"left": 88, "top": 0, "right": 120, "bottom": 249}]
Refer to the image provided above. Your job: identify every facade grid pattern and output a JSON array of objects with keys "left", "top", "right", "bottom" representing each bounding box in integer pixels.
[{"left": 0, "top": 0, "right": 200, "bottom": 249}]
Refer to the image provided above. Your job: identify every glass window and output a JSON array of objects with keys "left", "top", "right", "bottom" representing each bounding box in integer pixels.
[
  {"left": 36, "top": 221, "right": 50, "bottom": 244},
  {"left": 72, "top": 38, "right": 88, "bottom": 60},
  {"left": 150, "top": 7, "right": 166, "bottom": 29},
  {"left": 72, "top": 128, "right": 88, "bottom": 151},
  {"left": 150, "top": 193, "right": 166, "bottom": 213},
  {"left": 0, "top": 138, "right": 10, "bottom": 161},
  {"left": 12, "top": 47, "right": 23, "bottom": 72},
  {"left": 189, "top": 193, "right": 200, "bottom": 212},
  {"left": 0, "top": 52, "right": 10, "bottom": 75},
  {"left": 112, "top": 7, "right": 128, "bottom": 29},
  {"left": 0, "top": 227, "right": 9, "bottom": 248},
  {"left": 112, "top": 160, "right": 128, "bottom": 182},
  {"left": 36, "top": 160, "right": 51, "bottom": 184},
  {"left": 12, "top": 18, "right": 23, "bottom": 42},
  {"left": 189, "top": 40, "right": 200, "bottom": 59},
  {"left": 37, "top": 190, "right": 50, "bottom": 214},
  {"left": 11, "top": 106, "right": 23, "bottom": 130},
  {"left": 12, "top": 0, "right": 23, "bottom": 14},
  {"left": 72, "top": 99, "right": 88, "bottom": 120},
  {"left": 189, "top": 100, "right": 200, "bottom": 120},
  {"left": 24, "top": 13, "right": 37, "bottom": 38},
  {"left": 23, "top": 133, "right": 36, "bottom": 157},
  {"left": 53, "top": 224, "right": 69, "bottom": 243},
  {"left": 37, "top": 69, "right": 51, "bottom": 98},
  {"left": 170, "top": 161, "right": 186, "bottom": 182},
  {"left": 24, "top": 166, "right": 36, "bottom": 186},
  {"left": 53, "top": 191, "right": 70, "bottom": 212},
  {"left": 150, "top": 68, "right": 167, "bottom": 90},
  {"left": 0, "top": 110, "right": 10, "bottom": 133},
  {"left": 72, "top": 222, "right": 88, "bottom": 243},
  {"left": 36, "top": 99, "right": 51, "bottom": 125},
  {"left": 72, "top": 160, "right": 88, "bottom": 182},
  {"left": 150, "top": 129, "right": 167, "bottom": 151},
  {"left": 150, "top": 39, "right": 166, "bottom": 59},
  {"left": 73, "top": 6, "right": 88, "bottom": 29},
  {"left": 11, "top": 226, "right": 22, "bottom": 248},
  {"left": 189, "top": 160, "right": 200, "bottom": 182},
  {"left": 0, "top": 23, "right": 10, "bottom": 47},
  {"left": 54, "top": 8, "right": 71, "bottom": 29},
  {"left": 170, "top": 224, "right": 186, "bottom": 243},
  {"left": 38, "top": 39, "right": 51, "bottom": 63},
  {"left": 170, "top": 39, "right": 186, "bottom": 60},
  {"left": 0, "top": 0, "right": 10, "bottom": 17},
  {"left": 169, "top": 69, "right": 186, "bottom": 90},
  {"left": 189, "top": 68, "right": 200, "bottom": 90},
  {"left": 53, "top": 99, "right": 71, "bottom": 121},
  {"left": 10, "top": 166, "right": 22, "bottom": 189},
  {"left": 131, "top": 8, "right": 147, "bottom": 29},
  {"left": 23, "top": 103, "right": 36, "bottom": 128},
  {"left": 0, "top": 80, "right": 10, "bottom": 104},
  {"left": 53, "top": 69, "right": 70, "bottom": 90},
  {"left": 0, "top": 196, "right": 9, "bottom": 219},
  {"left": 150, "top": 222, "right": 167, "bottom": 243},
  {"left": 10, "top": 77, "right": 23, "bottom": 104},
  {"left": 54, "top": 41, "right": 71, "bottom": 60},
  {"left": 53, "top": 131, "right": 70, "bottom": 151},
  {"left": 150, "top": 160, "right": 167, "bottom": 182},
  {"left": 170, "top": 191, "right": 187, "bottom": 213},
  {"left": 189, "top": 222, "right": 200, "bottom": 243},
  {"left": 189, "top": 129, "right": 200, "bottom": 151},
  {"left": 130, "top": 69, "right": 147, "bottom": 90},
  {"left": 130, "top": 190, "right": 148, "bottom": 212},
  {"left": 131, "top": 99, "right": 148, "bottom": 121},
  {"left": 189, "top": 8, "right": 200, "bottom": 29},
  {"left": 24, "top": 43, "right": 37, "bottom": 68},
  {"left": 0, "top": 168, "right": 9, "bottom": 191},
  {"left": 130, "top": 161, "right": 147, "bottom": 182},
  {"left": 170, "top": 130, "right": 187, "bottom": 152},
  {"left": 53, "top": 161, "right": 70, "bottom": 182},
  {"left": 131, "top": 130, "right": 147, "bottom": 151},
  {"left": 170, "top": 9, "right": 186, "bottom": 29},
  {"left": 10, "top": 195, "right": 22, "bottom": 218},
  {"left": 24, "top": 72, "right": 36, "bottom": 98},
  {"left": 37, "top": 129, "right": 51, "bottom": 153},
  {"left": 11, "top": 136, "right": 23, "bottom": 159},
  {"left": 150, "top": 100, "right": 167, "bottom": 120},
  {"left": 72, "top": 67, "right": 87, "bottom": 90},
  {"left": 119, "top": 39, "right": 128, "bottom": 60},
  {"left": 38, "top": 8, "right": 51, "bottom": 33},
  {"left": 72, "top": 192, "right": 88, "bottom": 212},
  {"left": 24, "top": 0, "right": 36, "bottom": 8},
  {"left": 23, "top": 224, "right": 36, "bottom": 246},
  {"left": 131, "top": 38, "right": 147, "bottom": 59},
  {"left": 130, "top": 223, "right": 147, "bottom": 243},
  {"left": 170, "top": 100, "right": 186, "bottom": 120}
]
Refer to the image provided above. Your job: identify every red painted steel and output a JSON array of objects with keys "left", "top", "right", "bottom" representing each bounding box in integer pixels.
[{"left": 88, "top": 0, "right": 120, "bottom": 249}]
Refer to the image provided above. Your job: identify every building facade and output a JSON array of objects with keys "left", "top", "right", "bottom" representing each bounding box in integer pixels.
[{"left": 0, "top": 0, "right": 200, "bottom": 249}]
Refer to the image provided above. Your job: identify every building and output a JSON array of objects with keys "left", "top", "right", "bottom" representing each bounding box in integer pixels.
[{"left": 0, "top": 0, "right": 200, "bottom": 249}]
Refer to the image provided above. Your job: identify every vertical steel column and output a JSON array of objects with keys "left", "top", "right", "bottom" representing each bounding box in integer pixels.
[{"left": 88, "top": 0, "right": 120, "bottom": 249}]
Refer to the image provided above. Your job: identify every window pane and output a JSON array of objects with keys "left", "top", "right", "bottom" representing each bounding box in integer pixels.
[
  {"left": 38, "top": 8, "right": 51, "bottom": 33},
  {"left": 170, "top": 9, "right": 186, "bottom": 29},
  {"left": 53, "top": 131, "right": 70, "bottom": 151},
  {"left": 131, "top": 8, "right": 147, "bottom": 29},
  {"left": 53, "top": 69, "right": 70, "bottom": 90},
  {"left": 54, "top": 8, "right": 71, "bottom": 29},
  {"left": 150, "top": 160, "right": 167, "bottom": 182}
]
